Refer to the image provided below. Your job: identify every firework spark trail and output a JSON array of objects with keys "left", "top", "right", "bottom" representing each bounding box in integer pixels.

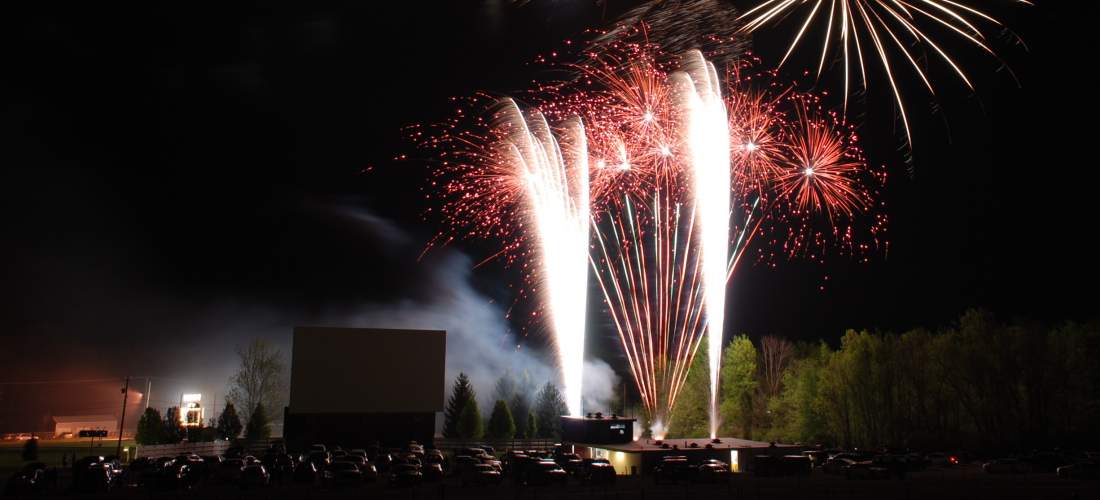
[
  {"left": 738, "top": 0, "right": 1031, "bottom": 145},
  {"left": 419, "top": 40, "right": 886, "bottom": 437},
  {"left": 496, "top": 99, "right": 591, "bottom": 416},
  {"left": 673, "top": 50, "right": 731, "bottom": 439}
]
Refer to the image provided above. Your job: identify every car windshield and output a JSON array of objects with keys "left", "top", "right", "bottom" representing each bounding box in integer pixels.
[
  {"left": 474, "top": 464, "right": 493, "bottom": 471},
  {"left": 332, "top": 462, "right": 356, "bottom": 471}
]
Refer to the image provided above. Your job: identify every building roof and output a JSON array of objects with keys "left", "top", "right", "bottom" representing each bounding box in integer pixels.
[
  {"left": 52, "top": 415, "right": 116, "bottom": 423},
  {"left": 577, "top": 437, "right": 797, "bottom": 453}
]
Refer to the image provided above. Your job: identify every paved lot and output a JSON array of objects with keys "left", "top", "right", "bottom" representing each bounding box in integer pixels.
[{"left": 7, "top": 465, "right": 1099, "bottom": 499}]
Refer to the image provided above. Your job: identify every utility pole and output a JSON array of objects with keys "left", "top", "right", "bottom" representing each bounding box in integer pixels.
[
  {"left": 145, "top": 378, "right": 151, "bottom": 410},
  {"left": 116, "top": 377, "right": 129, "bottom": 459}
]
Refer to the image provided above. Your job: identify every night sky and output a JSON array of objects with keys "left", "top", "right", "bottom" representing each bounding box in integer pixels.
[{"left": 1, "top": 2, "right": 1095, "bottom": 429}]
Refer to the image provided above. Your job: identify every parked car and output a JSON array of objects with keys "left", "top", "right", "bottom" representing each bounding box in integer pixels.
[
  {"left": 216, "top": 458, "right": 245, "bottom": 483},
  {"left": 983, "top": 458, "right": 1031, "bottom": 475},
  {"left": 462, "top": 463, "right": 503, "bottom": 486},
  {"left": 388, "top": 464, "right": 423, "bottom": 487},
  {"left": 556, "top": 453, "right": 584, "bottom": 474},
  {"left": 3, "top": 465, "right": 47, "bottom": 497},
  {"left": 654, "top": 457, "right": 694, "bottom": 484},
  {"left": 526, "top": 460, "right": 568, "bottom": 485},
  {"left": 240, "top": 464, "right": 270, "bottom": 489},
  {"left": 844, "top": 461, "right": 890, "bottom": 480},
  {"left": 1057, "top": 462, "right": 1100, "bottom": 480},
  {"left": 293, "top": 461, "right": 318, "bottom": 484},
  {"left": 696, "top": 461, "right": 732, "bottom": 483},
  {"left": 324, "top": 461, "right": 362, "bottom": 489},
  {"left": 822, "top": 457, "right": 856, "bottom": 475},
  {"left": 576, "top": 458, "right": 615, "bottom": 484}
]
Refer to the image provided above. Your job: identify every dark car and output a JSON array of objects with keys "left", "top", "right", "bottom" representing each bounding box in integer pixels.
[
  {"left": 982, "top": 458, "right": 1031, "bottom": 474},
  {"left": 388, "top": 464, "right": 423, "bottom": 487},
  {"left": 1057, "top": 462, "right": 1100, "bottom": 480},
  {"left": 216, "top": 458, "right": 245, "bottom": 483},
  {"left": 461, "top": 463, "right": 503, "bottom": 486},
  {"left": 240, "top": 465, "right": 270, "bottom": 489},
  {"left": 157, "top": 460, "right": 200, "bottom": 490},
  {"left": 76, "top": 462, "right": 114, "bottom": 493},
  {"left": 373, "top": 453, "right": 394, "bottom": 473},
  {"left": 526, "top": 460, "right": 568, "bottom": 486},
  {"left": 293, "top": 461, "right": 319, "bottom": 484},
  {"left": 580, "top": 459, "right": 616, "bottom": 484},
  {"left": 696, "top": 460, "right": 732, "bottom": 483},
  {"left": 556, "top": 453, "right": 584, "bottom": 474},
  {"left": 3, "top": 466, "right": 46, "bottom": 496},
  {"left": 654, "top": 457, "right": 694, "bottom": 484},
  {"left": 423, "top": 463, "right": 444, "bottom": 482},
  {"left": 845, "top": 461, "right": 890, "bottom": 480},
  {"left": 452, "top": 455, "right": 479, "bottom": 476},
  {"left": 324, "top": 461, "right": 362, "bottom": 489}
]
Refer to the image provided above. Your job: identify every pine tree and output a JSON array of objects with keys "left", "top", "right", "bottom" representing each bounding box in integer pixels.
[
  {"left": 216, "top": 402, "right": 243, "bottom": 441},
  {"left": 457, "top": 399, "right": 483, "bottom": 439},
  {"left": 534, "top": 382, "right": 569, "bottom": 439},
  {"left": 135, "top": 408, "right": 164, "bottom": 445},
  {"left": 245, "top": 403, "right": 271, "bottom": 442},
  {"left": 444, "top": 373, "right": 476, "bottom": 438},
  {"left": 162, "top": 407, "right": 185, "bottom": 444},
  {"left": 487, "top": 400, "right": 516, "bottom": 439},
  {"left": 526, "top": 412, "right": 537, "bottom": 440}
]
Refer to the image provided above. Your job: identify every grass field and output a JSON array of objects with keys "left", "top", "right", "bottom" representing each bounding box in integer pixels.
[{"left": 0, "top": 438, "right": 135, "bottom": 479}]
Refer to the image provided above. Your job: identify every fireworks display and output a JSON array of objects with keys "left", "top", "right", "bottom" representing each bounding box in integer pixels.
[
  {"left": 737, "top": 0, "right": 1032, "bottom": 143},
  {"left": 417, "top": 36, "right": 886, "bottom": 435}
]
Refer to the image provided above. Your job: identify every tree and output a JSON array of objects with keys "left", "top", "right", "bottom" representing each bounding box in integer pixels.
[
  {"left": 227, "top": 339, "right": 286, "bottom": 429},
  {"left": 444, "top": 373, "right": 476, "bottom": 438},
  {"left": 508, "top": 371, "right": 535, "bottom": 438},
  {"left": 457, "top": 399, "right": 483, "bottom": 439},
  {"left": 492, "top": 374, "right": 516, "bottom": 405},
  {"left": 162, "top": 407, "right": 185, "bottom": 444},
  {"left": 534, "top": 382, "right": 568, "bottom": 439},
  {"left": 760, "top": 336, "right": 794, "bottom": 400},
  {"left": 245, "top": 403, "right": 271, "bottom": 442},
  {"left": 667, "top": 351, "right": 710, "bottom": 438},
  {"left": 719, "top": 335, "right": 758, "bottom": 438},
  {"left": 216, "top": 402, "right": 243, "bottom": 441},
  {"left": 526, "top": 412, "right": 537, "bottom": 440},
  {"left": 22, "top": 437, "right": 38, "bottom": 461},
  {"left": 487, "top": 400, "right": 516, "bottom": 439},
  {"left": 135, "top": 407, "right": 164, "bottom": 445}
]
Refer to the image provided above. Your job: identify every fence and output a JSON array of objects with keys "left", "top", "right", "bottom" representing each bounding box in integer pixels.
[
  {"left": 134, "top": 440, "right": 231, "bottom": 458},
  {"left": 433, "top": 438, "right": 558, "bottom": 453}
]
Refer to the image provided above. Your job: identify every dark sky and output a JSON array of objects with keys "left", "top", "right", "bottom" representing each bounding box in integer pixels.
[{"left": 1, "top": 2, "right": 1095, "bottom": 427}]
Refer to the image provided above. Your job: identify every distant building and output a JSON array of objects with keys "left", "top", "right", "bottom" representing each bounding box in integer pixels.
[
  {"left": 283, "top": 327, "right": 446, "bottom": 449},
  {"left": 52, "top": 415, "right": 117, "bottom": 438},
  {"left": 561, "top": 415, "right": 800, "bottom": 475}
]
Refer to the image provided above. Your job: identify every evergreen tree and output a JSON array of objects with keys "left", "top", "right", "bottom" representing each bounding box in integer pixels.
[
  {"left": 135, "top": 407, "right": 164, "bottom": 445},
  {"left": 245, "top": 403, "right": 271, "bottom": 441},
  {"left": 457, "top": 399, "right": 483, "bottom": 439},
  {"left": 487, "top": 400, "right": 516, "bottom": 439},
  {"left": 534, "top": 382, "right": 568, "bottom": 439},
  {"left": 526, "top": 412, "right": 538, "bottom": 440},
  {"left": 443, "top": 373, "right": 476, "bottom": 438},
  {"left": 216, "top": 402, "right": 243, "bottom": 441},
  {"left": 162, "top": 407, "right": 185, "bottom": 444}
]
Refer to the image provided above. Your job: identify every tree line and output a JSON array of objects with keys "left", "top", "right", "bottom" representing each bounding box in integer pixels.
[
  {"left": 665, "top": 310, "right": 1100, "bottom": 452},
  {"left": 441, "top": 372, "right": 569, "bottom": 441},
  {"left": 136, "top": 339, "right": 285, "bottom": 446}
]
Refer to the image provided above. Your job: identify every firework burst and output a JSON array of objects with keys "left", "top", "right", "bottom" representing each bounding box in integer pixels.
[
  {"left": 738, "top": 0, "right": 1032, "bottom": 143},
  {"left": 417, "top": 37, "right": 886, "bottom": 437}
]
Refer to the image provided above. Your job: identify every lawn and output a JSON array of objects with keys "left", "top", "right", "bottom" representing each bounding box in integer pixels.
[{"left": 0, "top": 438, "right": 135, "bottom": 478}]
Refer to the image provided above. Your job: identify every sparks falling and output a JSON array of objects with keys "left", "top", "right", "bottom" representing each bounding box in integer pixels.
[
  {"left": 737, "top": 0, "right": 1032, "bottom": 144},
  {"left": 416, "top": 38, "right": 886, "bottom": 437}
]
